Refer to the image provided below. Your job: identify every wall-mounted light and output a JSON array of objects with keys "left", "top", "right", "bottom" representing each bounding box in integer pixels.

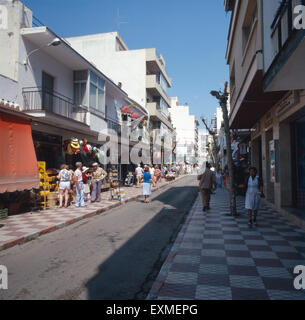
[{"left": 23, "top": 37, "right": 62, "bottom": 66}]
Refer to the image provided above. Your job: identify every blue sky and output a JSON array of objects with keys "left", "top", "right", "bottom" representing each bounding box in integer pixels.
[{"left": 22, "top": 0, "right": 231, "bottom": 129}]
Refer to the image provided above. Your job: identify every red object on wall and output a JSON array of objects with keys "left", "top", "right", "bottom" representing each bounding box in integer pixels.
[{"left": 0, "top": 112, "right": 39, "bottom": 193}]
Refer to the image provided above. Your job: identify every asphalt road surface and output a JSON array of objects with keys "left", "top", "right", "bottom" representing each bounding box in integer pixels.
[{"left": 0, "top": 175, "right": 198, "bottom": 300}]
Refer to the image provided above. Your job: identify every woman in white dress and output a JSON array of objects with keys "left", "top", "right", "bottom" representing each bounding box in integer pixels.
[{"left": 244, "top": 167, "right": 264, "bottom": 226}]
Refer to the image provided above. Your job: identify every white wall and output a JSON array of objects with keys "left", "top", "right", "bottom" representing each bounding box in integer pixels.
[
  {"left": 0, "top": 74, "right": 19, "bottom": 102},
  {"left": 67, "top": 34, "right": 147, "bottom": 107},
  {"left": 20, "top": 38, "right": 74, "bottom": 103},
  {"left": 170, "top": 105, "right": 196, "bottom": 161}
]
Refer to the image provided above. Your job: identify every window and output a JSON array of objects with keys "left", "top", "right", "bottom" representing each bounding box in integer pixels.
[
  {"left": 242, "top": 2, "right": 257, "bottom": 53},
  {"left": 74, "top": 70, "right": 88, "bottom": 106},
  {"left": 157, "top": 73, "right": 169, "bottom": 95},
  {"left": 89, "top": 71, "right": 105, "bottom": 114}
]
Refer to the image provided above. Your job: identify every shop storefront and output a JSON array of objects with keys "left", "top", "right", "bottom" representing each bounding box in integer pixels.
[
  {"left": 32, "top": 131, "right": 63, "bottom": 170},
  {"left": 293, "top": 115, "right": 305, "bottom": 210}
]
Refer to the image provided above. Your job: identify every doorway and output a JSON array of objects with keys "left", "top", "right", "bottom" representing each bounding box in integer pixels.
[{"left": 42, "top": 72, "right": 54, "bottom": 113}]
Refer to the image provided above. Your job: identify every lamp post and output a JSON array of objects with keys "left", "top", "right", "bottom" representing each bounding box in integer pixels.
[{"left": 23, "top": 37, "right": 61, "bottom": 66}]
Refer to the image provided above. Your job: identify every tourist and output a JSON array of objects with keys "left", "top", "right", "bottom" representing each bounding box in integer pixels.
[
  {"left": 244, "top": 167, "right": 264, "bottom": 226},
  {"left": 74, "top": 162, "right": 85, "bottom": 208},
  {"left": 154, "top": 165, "right": 162, "bottom": 186},
  {"left": 143, "top": 166, "right": 153, "bottom": 203},
  {"left": 135, "top": 164, "right": 143, "bottom": 188},
  {"left": 198, "top": 162, "right": 217, "bottom": 212},
  {"left": 57, "top": 164, "right": 72, "bottom": 208},
  {"left": 91, "top": 162, "right": 107, "bottom": 203},
  {"left": 67, "top": 165, "right": 75, "bottom": 205},
  {"left": 82, "top": 167, "right": 90, "bottom": 202},
  {"left": 216, "top": 168, "right": 223, "bottom": 189},
  {"left": 149, "top": 164, "right": 156, "bottom": 187}
]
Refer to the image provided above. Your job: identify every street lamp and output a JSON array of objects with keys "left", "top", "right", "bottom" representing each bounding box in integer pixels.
[{"left": 23, "top": 37, "right": 62, "bottom": 66}]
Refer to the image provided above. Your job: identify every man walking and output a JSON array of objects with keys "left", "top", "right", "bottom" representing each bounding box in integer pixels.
[
  {"left": 91, "top": 162, "right": 108, "bottom": 203},
  {"left": 136, "top": 164, "right": 143, "bottom": 188},
  {"left": 198, "top": 162, "right": 217, "bottom": 212},
  {"left": 74, "top": 162, "right": 85, "bottom": 208}
]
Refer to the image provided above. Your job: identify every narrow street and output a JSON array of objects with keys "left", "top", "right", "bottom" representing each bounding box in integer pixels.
[{"left": 0, "top": 176, "right": 198, "bottom": 300}]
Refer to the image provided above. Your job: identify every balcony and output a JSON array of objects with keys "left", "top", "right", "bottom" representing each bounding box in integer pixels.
[
  {"left": 22, "top": 88, "right": 89, "bottom": 126},
  {"left": 147, "top": 102, "right": 174, "bottom": 131},
  {"left": 263, "top": 0, "right": 305, "bottom": 91},
  {"left": 146, "top": 75, "right": 171, "bottom": 107},
  {"left": 146, "top": 48, "right": 172, "bottom": 88}
]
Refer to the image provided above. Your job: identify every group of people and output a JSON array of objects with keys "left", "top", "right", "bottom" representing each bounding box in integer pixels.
[
  {"left": 198, "top": 162, "right": 264, "bottom": 226},
  {"left": 135, "top": 163, "right": 186, "bottom": 189},
  {"left": 134, "top": 163, "right": 188, "bottom": 203},
  {"left": 57, "top": 162, "right": 107, "bottom": 208},
  {"left": 135, "top": 164, "right": 162, "bottom": 188}
]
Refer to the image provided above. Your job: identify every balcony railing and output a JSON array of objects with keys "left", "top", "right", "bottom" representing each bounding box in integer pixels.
[
  {"left": 22, "top": 88, "right": 88, "bottom": 123},
  {"left": 270, "top": 0, "right": 305, "bottom": 59}
]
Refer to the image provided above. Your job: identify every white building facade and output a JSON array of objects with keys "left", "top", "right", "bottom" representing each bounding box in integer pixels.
[
  {"left": 169, "top": 97, "right": 199, "bottom": 164},
  {"left": 0, "top": 0, "right": 148, "bottom": 177},
  {"left": 66, "top": 32, "right": 175, "bottom": 165}
]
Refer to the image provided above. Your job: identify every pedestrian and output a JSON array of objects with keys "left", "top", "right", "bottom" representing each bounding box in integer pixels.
[
  {"left": 244, "top": 167, "right": 264, "bottom": 226},
  {"left": 135, "top": 164, "right": 143, "bottom": 188},
  {"left": 216, "top": 168, "right": 223, "bottom": 189},
  {"left": 67, "top": 165, "right": 75, "bottom": 205},
  {"left": 74, "top": 162, "right": 85, "bottom": 208},
  {"left": 82, "top": 167, "right": 90, "bottom": 202},
  {"left": 198, "top": 162, "right": 217, "bottom": 212},
  {"left": 149, "top": 164, "right": 156, "bottom": 187},
  {"left": 57, "top": 164, "right": 72, "bottom": 208},
  {"left": 91, "top": 162, "right": 107, "bottom": 203},
  {"left": 143, "top": 166, "right": 153, "bottom": 203},
  {"left": 154, "top": 165, "right": 162, "bottom": 186}
]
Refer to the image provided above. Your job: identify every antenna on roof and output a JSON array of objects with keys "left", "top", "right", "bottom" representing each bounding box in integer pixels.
[{"left": 115, "top": 8, "right": 128, "bottom": 33}]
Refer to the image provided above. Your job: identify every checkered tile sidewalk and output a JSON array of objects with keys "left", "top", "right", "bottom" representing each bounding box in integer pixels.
[
  {"left": 0, "top": 176, "right": 185, "bottom": 252},
  {"left": 148, "top": 189, "right": 305, "bottom": 300}
]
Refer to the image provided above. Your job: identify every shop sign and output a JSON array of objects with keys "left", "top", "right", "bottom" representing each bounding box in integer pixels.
[{"left": 276, "top": 91, "right": 299, "bottom": 118}]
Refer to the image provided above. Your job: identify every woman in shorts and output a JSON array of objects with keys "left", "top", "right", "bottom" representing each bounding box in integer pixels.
[{"left": 57, "top": 164, "right": 72, "bottom": 208}]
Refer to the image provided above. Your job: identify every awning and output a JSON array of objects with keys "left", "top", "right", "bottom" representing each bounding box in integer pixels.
[{"left": 0, "top": 112, "right": 39, "bottom": 193}]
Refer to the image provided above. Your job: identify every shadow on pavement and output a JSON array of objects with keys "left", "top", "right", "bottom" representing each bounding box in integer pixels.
[{"left": 85, "top": 185, "right": 199, "bottom": 300}]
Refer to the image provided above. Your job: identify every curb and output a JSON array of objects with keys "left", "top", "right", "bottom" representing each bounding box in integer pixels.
[{"left": 0, "top": 175, "right": 188, "bottom": 253}]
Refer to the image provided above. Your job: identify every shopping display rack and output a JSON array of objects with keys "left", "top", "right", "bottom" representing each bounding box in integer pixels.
[{"left": 109, "top": 167, "right": 121, "bottom": 201}]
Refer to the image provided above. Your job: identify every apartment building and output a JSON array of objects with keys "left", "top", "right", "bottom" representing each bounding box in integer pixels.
[
  {"left": 169, "top": 97, "right": 199, "bottom": 164},
  {"left": 225, "top": 0, "right": 305, "bottom": 226},
  {"left": 0, "top": 0, "right": 147, "bottom": 190},
  {"left": 66, "top": 32, "right": 175, "bottom": 165},
  {"left": 198, "top": 129, "right": 210, "bottom": 166}
]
